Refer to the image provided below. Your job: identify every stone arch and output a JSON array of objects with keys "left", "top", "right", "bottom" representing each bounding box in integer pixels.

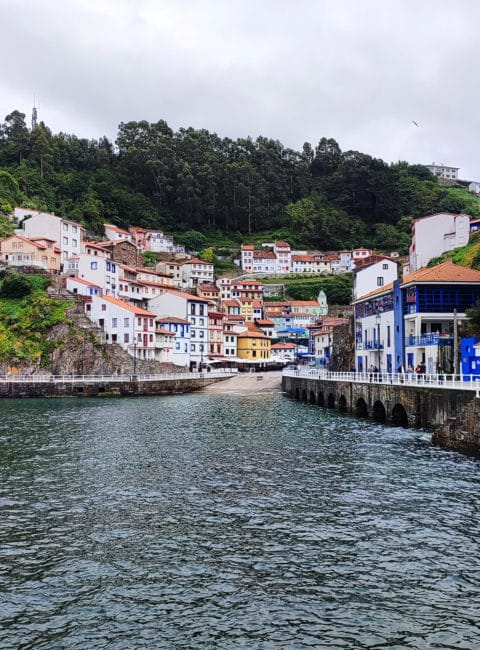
[
  {"left": 317, "top": 392, "right": 325, "bottom": 407},
  {"left": 327, "top": 393, "right": 335, "bottom": 409},
  {"left": 391, "top": 403, "right": 409, "bottom": 428},
  {"left": 301, "top": 389, "right": 308, "bottom": 402},
  {"left": 372, "top": 400, "right": 387, "bottom": 423},
  {"left": 309, "top": 390, "right": 316, "bottom": 404},
  {"left": 355, "top": 397, "right": 368, "bottom": 418},
  {"left": 294, "top": 387, "right": 300, "bottom": 400},
  {"left": 338, "top": 394, "right": 347, "bottom": 412}
]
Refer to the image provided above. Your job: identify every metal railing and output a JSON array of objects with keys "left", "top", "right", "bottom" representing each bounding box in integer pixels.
[
  {"left": 404, "top": 334, "right": 453, "bottom": 347},
  {"left": 283, "top": 368, "right": 480, "bottom": 392},
  {"left": 0, "top": 368, "right": 238, "bottom": 384}
]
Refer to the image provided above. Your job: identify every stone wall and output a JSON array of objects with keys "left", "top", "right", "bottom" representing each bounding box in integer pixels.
[{"left": 283, "top": 374, "right": 480, "bottom": 456}]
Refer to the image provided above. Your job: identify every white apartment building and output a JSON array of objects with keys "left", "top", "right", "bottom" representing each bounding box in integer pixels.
[
  {"left": 14, "top": 208, "right": 84, "bottom": 265},
  {"left": 180, "top": 258, "right": 214, "bottom": 290},
  {"left": 240, "top": 245, "right": 254, "bottom": 273},
  {"left": 409, "top": 212, "right": 470, "bottom": 272},
  {"left": 146, "top": 290, "right": 210, "bottom": 371},
  {"left": 273, "top": 241, "right": 291, "bottom": 273},
  {"left": 426, "top": 164, "right": 459, "bottom": 181}
]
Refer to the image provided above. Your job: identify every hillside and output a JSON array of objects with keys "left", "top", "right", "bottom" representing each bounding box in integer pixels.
[{"left": 1, "top": 110, "right": 479, "bottom": 254}]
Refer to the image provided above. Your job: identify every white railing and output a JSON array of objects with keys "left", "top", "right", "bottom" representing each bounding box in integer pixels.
[
  {"left": 0, "top": 368, "right": 238, "bottom": 384},
  {"left": 282, "top": 368, "right": 480, "bottom": 392}
]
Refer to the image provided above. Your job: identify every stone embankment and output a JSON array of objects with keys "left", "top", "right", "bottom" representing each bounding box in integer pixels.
[
  {"left": 283, "top": 370, "right": 480, "bottom": 456},
  {"left": 0, "top": 372, "right": 236, "bottom": 398}
]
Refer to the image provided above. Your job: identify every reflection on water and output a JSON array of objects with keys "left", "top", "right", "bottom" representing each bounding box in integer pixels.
[{"left": 0, "top": 394, "right": 479, "bottom": 649}]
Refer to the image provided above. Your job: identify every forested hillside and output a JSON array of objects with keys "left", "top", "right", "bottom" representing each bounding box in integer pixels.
[{"left": 0, "top": 109, "right": 479, "bottom": 252}]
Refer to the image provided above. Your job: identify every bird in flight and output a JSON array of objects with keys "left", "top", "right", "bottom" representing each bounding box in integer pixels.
[{"left": 412, "top": 120, "right": 419, "bottom": 127}]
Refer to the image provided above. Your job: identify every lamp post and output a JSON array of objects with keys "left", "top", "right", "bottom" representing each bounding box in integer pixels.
[
  {"left": 453, "top": 308, "right": 459, "bottom": 377},
  {"left": 132, "top": 317, "right": 137, "bottom": 377}
]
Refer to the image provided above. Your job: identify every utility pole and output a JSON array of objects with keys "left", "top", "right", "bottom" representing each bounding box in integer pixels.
[{"left": 453, "top": 308, "right": 459, "bottom": 376}]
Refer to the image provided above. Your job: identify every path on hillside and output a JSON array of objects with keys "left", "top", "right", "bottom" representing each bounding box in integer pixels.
[{"left": 202, "top": 370, "right": 283, "bottom": 394}]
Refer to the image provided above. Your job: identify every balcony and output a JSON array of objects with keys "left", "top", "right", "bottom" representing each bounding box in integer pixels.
[
  {"left": 405, "top": 334, "right": 453, "bottom": 347},
  {"left": 356, "top": 340, "right": 384, "bottom": 350}
]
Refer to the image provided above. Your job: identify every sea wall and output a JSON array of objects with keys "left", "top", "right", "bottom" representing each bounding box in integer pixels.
[{"left": 282, "top": 374, "right": 480, "bottom": 456}]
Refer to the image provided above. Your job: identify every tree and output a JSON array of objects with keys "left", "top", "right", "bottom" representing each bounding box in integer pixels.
[{"left": 0, "top": 273, "right": 32, "bottom": 298}]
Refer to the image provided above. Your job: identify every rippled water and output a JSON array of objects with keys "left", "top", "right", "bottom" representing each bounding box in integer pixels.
[{"left": 1, "top": 392, "right": 480, "bottom": 649}]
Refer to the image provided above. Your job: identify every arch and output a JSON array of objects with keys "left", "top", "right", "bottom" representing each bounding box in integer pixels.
[
  {"left": 327, "top": 393, "right": 335, "bottom": 409},
  {"left": 338, "top": 394, "right": 347, "bottom": 412},
  {"left": 309, "top": 390, "right": 316, "bottom": 404},
  {"left": 294, "top": 387, "right": 300, "bottom": 400},
  {"left": 372, "top": 400, "right": 387, "bottom": 423},
  {"left": 391, "top": 403, "right": 409, "bottom": 428},
  {"left": 301, "top": 389, "right": 308, "bottom": 402},
  {"left": 355, "top": 398, "right": 368, "bottom": 418},
  {"left": 317, "top": 392, "right": 325, "bottom": 407}
]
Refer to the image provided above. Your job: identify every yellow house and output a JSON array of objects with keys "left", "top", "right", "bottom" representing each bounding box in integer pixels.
[
  {"left": 0, "top": 235, "right": 61, "bottom": 273},
  {"left": 236, "top": 328, "right": 271, "bottom": 361},
  {"left": 239, "top": 297, "right": 255, "bottom": 322}
]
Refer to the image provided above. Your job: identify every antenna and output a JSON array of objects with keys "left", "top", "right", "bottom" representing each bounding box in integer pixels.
[{"left": 32, "top": 93, "right": 38, "bottom": 130}]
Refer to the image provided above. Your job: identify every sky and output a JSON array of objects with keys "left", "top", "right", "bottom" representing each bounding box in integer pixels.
[{"left": 1, "top": 0, "right": 480, "bottom": 178}]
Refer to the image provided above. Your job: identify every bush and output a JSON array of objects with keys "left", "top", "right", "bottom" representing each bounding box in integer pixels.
[{"left": 0, "top": 273, "right": 32, "bottom": 298}]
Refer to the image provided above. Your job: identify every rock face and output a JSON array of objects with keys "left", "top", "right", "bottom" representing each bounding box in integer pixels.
[{"left": 42, "top": 303, "right": 185, "bottom": 376}]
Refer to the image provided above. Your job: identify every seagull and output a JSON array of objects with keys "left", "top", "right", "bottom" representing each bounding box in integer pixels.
[{"left": 412, "top": 120, "right": 419, "bottom": 127}]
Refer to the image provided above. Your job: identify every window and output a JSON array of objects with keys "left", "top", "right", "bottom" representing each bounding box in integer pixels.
[
  {"left": 101, "top": 304, "right": 106, "bottom": 311},
  {"left": 199, "top": 331, "right": 204, "bottom": 338},
  {"left": 191, "top": 304, "right": 196, "bottom": 315},
  {"left": 383, "top": 263, "right": 388, "bottom": 270},
  {"left": 112, "top": 318, "right": 117, "bottom": 328},
  {"left": 124, "top": 333, "right": 129, "bottom": 343},
  {"left": 63, "top": 237, "right": 68, "bottom": 245},
  {"left": 199, "top": 304, "right": 205, "bottom": 316},
  {"left": 124, "top": 317, "right": 130, "bottom": 327},
  {"left": 377, "top": 277, "right": 384, "bottom": 286},
  {"left": 72, "top": 239, "right": 77, "bottom": 248},
  {"left": 191, "top": 344, "right": 196, "bottom": 352},
  {"left": 63, "top": 223, "right": 68, "bottom": 231},
  {"left": 90, "top": 261, "right": 98, "bottom": 270},
  {"left": 106, "top": 262, "right": 111, "bottom": 272},
  {"left": 51, "top": 258, "right": 56, "bottom": 265},
  {"left": 72, "top": 226, "right": 77, "bottom": 233}
]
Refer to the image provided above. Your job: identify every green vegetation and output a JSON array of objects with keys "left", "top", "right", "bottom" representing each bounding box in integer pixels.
[
  {"left": 427, "top": 231, "right": 480, "bottom": 269},
  {"left": 2, "top": 111, "right": 479, "bottom": 254},
  {"left": 0, "top": 273, "right": 70, "bottom": 367},
  {"left": 262, "top": 273, "right": 353, "bottom": 305}
]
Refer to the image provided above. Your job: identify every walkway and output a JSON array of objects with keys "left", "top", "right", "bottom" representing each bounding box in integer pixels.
[{"left": 203, "top": 370, "right": 283, "bottom": 394}]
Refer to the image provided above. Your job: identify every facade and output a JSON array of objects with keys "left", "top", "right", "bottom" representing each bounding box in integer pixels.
[
  {"left": 65, "top": 277, "right": 101, "bottom": 297},
  {"left": 156, "top": 316, "right": 191, "bottom": 367},
  {"left": 353, "top": 257, "right": 399, "bottom": 300},
  {"left": 86, "top": 294, "right": 157, "bottom": 361},
  {"left": 154, "top": 325, "right": 175, "bottom": 363},
  {"left": 409, "top": 213, "right": 470, "bottom": 272},
  {"left": 236, "top": 328, "right": 271, "bottom": 362},
  {"left": 0, "top": 235, "right": 61, "bottom": 272},
  {"left": 156, "top": 260, "right": 182, "bottom": 286},
  {"left": 147, "top": 290, "right": 210, "bottom": 371},
  {"left": 76, "top": 254, "right": 120, "bottom": 297},
  {"left": 208, "top": 311, "right": 224, "bottom": 358},
  {"left": 273, "top": 241, "right": 291, "bottom": 273},
  {"left": 180, "top": 258, "right": 214, "bottom": 290},
  {"left": 240, "top": 245, "right": 254, "bottom": 273}
]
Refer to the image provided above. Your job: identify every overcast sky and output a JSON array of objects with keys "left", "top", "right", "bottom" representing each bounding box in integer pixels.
[{"left": 2, "top": 0, "right": 479, "bottom": 178}]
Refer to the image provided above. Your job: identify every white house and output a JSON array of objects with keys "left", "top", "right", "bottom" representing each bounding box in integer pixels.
[
  {"left": 146, "top": 290, "right": 210, "bottom": 371},
  {"left": 86, "top": 294, "right": 157, "bottom": 361},
  {"left": 273, "top": 241, "right": 291, "bottom": 273},
  {"left": 104, "top": 224, "right": 132, "bottom": 242},
  {"left": 180, "top": 258, "right": 214, "bottom": 290},
  {"left": 426, "top": 163, "right": 459, "bottom": 181},
  {"left": 76, "top": 254, "right": 120, "bottom": 297},
  {"left": 65, "top": 277, "right": 101, "bottom": 297},
  {"left": 409, "top": 213, "right": 470, "bottom": 272},
  {"left": 155, "top": 316, "right": 191, "bottom": 367},
  {"left": 353, "top": 257, "right": 399, "bottom": 300}
]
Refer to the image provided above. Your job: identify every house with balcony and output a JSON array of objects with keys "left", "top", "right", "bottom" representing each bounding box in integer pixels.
[
  {"left": 0, "top": 235, "right": 61, "bottom": 272},
  {"left": 154, "top": 324, "right": 175, "bottom": 363},
  {"left": 155, "top": 316, "right": 191, "bottom": 367},
  {"left": 180, "top": 258, "right": 214, "bottom": 290},
  {"left": 147, "top": 290, "right": 209, "bottom": 371},
  {"left": 85, "top": 294, "right": 156, "bottom": 361},
  {"left": 400, "top": 261, "right": 480, "bottom": 374}
]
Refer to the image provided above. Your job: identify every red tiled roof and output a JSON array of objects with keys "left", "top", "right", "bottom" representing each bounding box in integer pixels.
[
  {"left": 271, "top": 342, "right": 296, "bottom": 349},
  {"left": 402, "top": 261, "right": 480, "bottom": 285},
  {"left": 353, "top": 282, "right": 394, "bottom": 303},
  {"left": 99, "top": 295, "right": 154, "bottom": 317}
]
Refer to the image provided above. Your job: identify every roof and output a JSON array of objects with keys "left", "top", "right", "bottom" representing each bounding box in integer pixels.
[
  {"left": 291, "top": 300, "right": 319, "bottom": 307},
  {"left": 197, "top": 284, "right": 219, "bottom": 292},
  {"left": 353, "top": 282, "right": 394, "bottom": 304},
  {"left": 402, "top": 261, "right": 480, "bottom": 285},
  {"left": 236, "top": 329, "right": 269, "bottom": 339},
  {"left": 67, "top": 277, "right": 101, "bottom": 288},
  {"left": 292, "top": 255, "right": 315, "bottom": 262},
  {"left": 155, "top": 327, "right": 175, "bottom": 336},
  {"left": 156, "top": 316, "right": 189, "bottom": 324},
  {"left": 104, "top": 224, "right": 130, "bottom": 236},
  {"left": 98, "top": 295, "right": 155, "bottom": 317},
  {"left": 3, "top": 234, "right": 47, "bottom": 249},
  {"left": 241, "top": 244, "right": 254, "bottom": 250},
  {"left": 161, "top": 289, "right": 209, "bottom": 302},
  {"left": 256, "top": 319, "right": 274, "bottom": 326},
  {"left": 271, "top": 342, "right": 297, "bottom": 349},
  {"left": 275, "top": 241, "right": 290, "bottom": 247},
  {"left": 253, "top": 250, "right": 276, "bottom": 259},
  {"left": 181, "top": 257, "right": 213, "bottom": 266}
]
